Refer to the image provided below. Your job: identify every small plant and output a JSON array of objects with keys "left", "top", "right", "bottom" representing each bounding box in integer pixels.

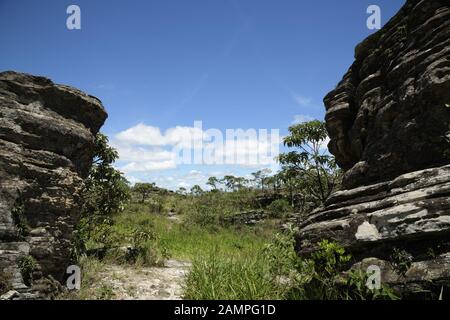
[
  {"left": 397, "top": 24, "right": 408, "bottom": 41},
  {"left": 344, "top": 269, "right": 399, "bottom": 300},
  {"left": 11, "top": 196, "right": 29, "bottom": 237},
  {"left": 390, "top": 248, "right": 413, "bottom": 276},
  {"left": 297, "top": 239, "right": 352, "bottom": 300},
  {"left": 18, "top": 255, "right": 37, "bottom": 286},
  {"left": 96, "top": 284, "right": 116, "bottom": 300},
  {"left": 263, "top": 229, "right": 299, "bottom": 276},
  {"left": 125, "top": 224, "right": 169, "bottom": 266}
]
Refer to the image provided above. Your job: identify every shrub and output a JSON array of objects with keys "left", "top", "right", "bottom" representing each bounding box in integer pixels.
[
  {"left": 12, "top": 196, "right": 29, "bottom": 237},
  {"left": 390, "top": 248, "right": 413, "bottom": 276},
  {"left": 147, "top": 198, "right": 163, "bottom": 214},
  {"left": 114, "top": 223, "right": 170, "bottom": 267},
  {"left": 266, "top": 199, "right": 291, "bottom": 218},
  {"left": 75, "top": 133, "right": 130, "bottom": 257},
  {"left": 184, "top": 203, "right": 219, "bottom": 228},
  {"left": 18, "top": 255, "right": 37, "bottom": 286},
  {"left": 290, "top": 239, "right": 399, "bottom": 300}
]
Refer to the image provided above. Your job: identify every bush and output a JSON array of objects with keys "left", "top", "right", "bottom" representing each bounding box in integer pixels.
[
  {"left": 102, "top": 219, "right": 171, "bottom": 267},
  {"left": 18, "top": 255, "right": 37, "bottom": 286},
  {"left": 286, "top": 239, "right": 399, "bottom": 300},
  {"left": 125, "top": 224, "right": 170, "bottom": 266},
  {"left": 12, "top": 196, "right": 29, "bottom": 237},
  {"left": 147, "top": 198, "right": 163, "bottom": 214},
  {"left": 75, "top": 133, "right": 130, "bottom": 257},
  {"left": 184, "top": 203, "right": 220, "bottom": 228},
  {"left": 266, "top": 199, "right": 291, "bottom": 218}
]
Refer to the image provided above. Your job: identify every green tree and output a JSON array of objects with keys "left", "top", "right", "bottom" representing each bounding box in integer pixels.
[
  {"left": 206, "top": 176, "right": 220, "bottom": 191},
  {"left": 76, "top": 133, "right": 130, "bottom": 254},
  {"left": 251, "top": 169, "right": 271, "bottom": 190},
  {"left": 278, "top": 120, "right": 341, "bottom": 206},
  {"left": 263, "top": 175, "right": 282, "bottom": 193},
  {"left": 234, "top": 177, "right": 248, "bottom": 191},
  {"left": 190, "top": 185, "right": 204, "bottom": 196},
  {"left": 222, "top": 175, "right": 237, "bottom": 192},
  {"left": 133, "top": 182, "right": 156, "bottom": 203},
  {"left": 277, "top": 170, "right": 302, "bottom": 208}
]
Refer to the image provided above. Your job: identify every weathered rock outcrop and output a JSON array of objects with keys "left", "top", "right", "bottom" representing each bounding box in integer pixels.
[
  {"left": 0, "top": 71, "right": 107, "bottom": 299},
  {"left": 297, "top": 0, "right": 450, "bottom": 299},
  {"left": 324, "top": 0, "right": 450, "bottom": 189}
]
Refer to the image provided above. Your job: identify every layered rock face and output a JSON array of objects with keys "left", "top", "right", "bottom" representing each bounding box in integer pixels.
[
  {"left": 0, "top": 71, "right": 107, "bottom": 298},
  {"left": 297, "top": 0, "right": 450, "bottom": 298},
  {"left": 325, "top": 0, "right": 450, "bottom": 189}
]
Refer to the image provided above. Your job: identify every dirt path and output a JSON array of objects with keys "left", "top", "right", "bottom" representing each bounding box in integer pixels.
[{"left": 96, "top": 259, "right": 191, "bottom": 300}]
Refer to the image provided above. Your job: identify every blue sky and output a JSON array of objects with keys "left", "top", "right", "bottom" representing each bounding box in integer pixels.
[{"left": 0, "top": 0, "right": 405, "bottom": 190}]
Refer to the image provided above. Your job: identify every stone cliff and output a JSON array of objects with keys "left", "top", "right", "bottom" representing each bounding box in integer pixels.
[
  {"left": 325, "top": 0, "right": 450, "bottom": 189},
  {"left": 297, "top": 0, "right": 450, "bottom": 299},
  {"left": 0, "top": 71, "right": 107, "bottom": 299}
]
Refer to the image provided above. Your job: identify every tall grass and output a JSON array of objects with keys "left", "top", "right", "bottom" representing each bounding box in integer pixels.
[
  {"left": 114, "top": 209, "right": 274, "bottom": 261},
  {"left": 184, "top": 250, "right": 284, "bottom": 300}
]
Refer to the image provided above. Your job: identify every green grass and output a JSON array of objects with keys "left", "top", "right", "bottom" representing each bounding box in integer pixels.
[
  {"left": 111, "top": 203, "right": 283, "bottom": 300},
  {"left": 159, "top": 221, "right": 273, "bottom": 261},
  {"left": 114, "top": 208, "right": 275, "bottom": 261},
  {"left": 74, "top": 198, "right": 400, "bottom": 300},
  {"left": 184, "top": 251, "right": 284, "bottom": 300},
  {"left": 66, "top": 207, "right": 279, "bottom": 300}
]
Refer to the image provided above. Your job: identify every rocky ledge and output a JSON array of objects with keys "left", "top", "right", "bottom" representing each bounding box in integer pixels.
[
  {"left": 0, "top": 71, "right": 107, "bottom": 299},
  {"left": 297, "top": 165, "right": 450, "bottom": 297}
]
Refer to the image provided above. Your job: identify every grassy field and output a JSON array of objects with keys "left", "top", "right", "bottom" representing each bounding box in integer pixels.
[
  {"left": 115, "top": 206, "right": 285, "bottom": 299},
  {"left": 68, "top": 192, "right": 398, "bottom": 300}
]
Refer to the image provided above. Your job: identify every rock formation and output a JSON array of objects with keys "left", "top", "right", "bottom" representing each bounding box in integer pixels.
[
  {"left": 297, "top": 0, "right": 450, "bottom": 299},
  {"left": 0, "top": 71, "right": 107, "bottom": 299}
]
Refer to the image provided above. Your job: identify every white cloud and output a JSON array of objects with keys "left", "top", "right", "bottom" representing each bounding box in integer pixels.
[
  {"left": 121, "top": 160, "right": 177, "bottom": 172},
  {"left": 292, "top": 94, "right": 312, "bottom": 107},
  {"left": 136, "top": 168, "right": 248, "bottom": 191},
  {"left": 177, "top": 182, "right": 190, "bottom": 189},
  {"left": 115, "top": 123, "right": 166, "bottom": 146},
  {"left": 125, "top": 175, "right": 142, "bottom": 186},
  {"left": 115, "top": 123, "right": 203, "bottom": 148},
  {"left": 113, "top": 145, "right": 174, "bottom": 162},
  {"left": 292, "top": 114, "right": 314, "bottom": 124},
  {"left": 112, "top": 122, "right": 281, "bottom": 173},
  {"left": 148, "top": 170, "right": 211, "bottom": 190}
]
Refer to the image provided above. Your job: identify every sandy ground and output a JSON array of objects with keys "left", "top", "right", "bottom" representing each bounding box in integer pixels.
[{"left": 96, "top": 259, "right": 191, "bottom": 300}]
